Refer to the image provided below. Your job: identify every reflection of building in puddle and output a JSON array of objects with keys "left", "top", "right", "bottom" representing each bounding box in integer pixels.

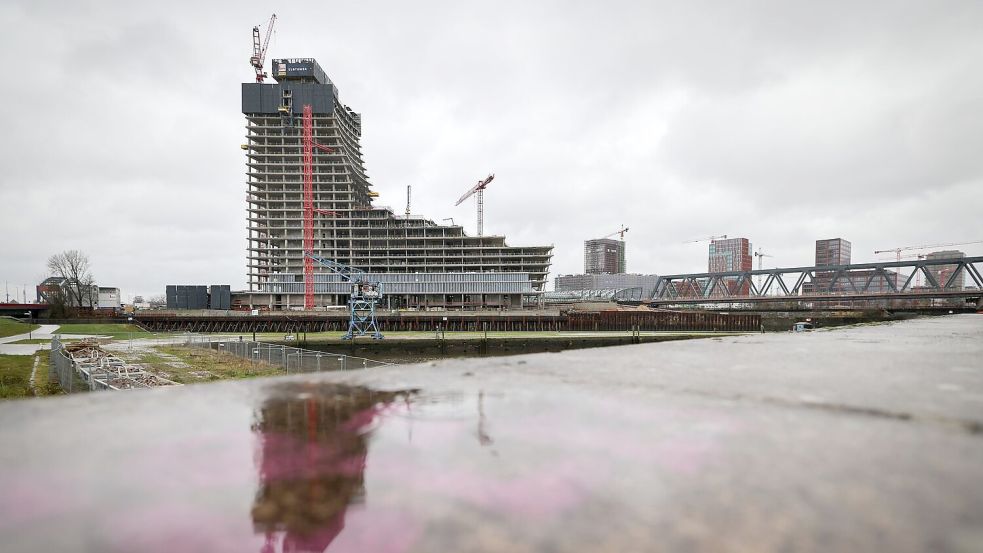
[{"left": 251, "top": 382, "right": 414, "bottom": 553}]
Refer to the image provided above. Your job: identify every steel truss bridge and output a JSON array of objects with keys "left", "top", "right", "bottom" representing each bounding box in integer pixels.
[{"left": 651, "top": 256, "right": 983, "bottom": 306}]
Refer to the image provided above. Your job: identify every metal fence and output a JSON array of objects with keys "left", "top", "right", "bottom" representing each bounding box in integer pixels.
[
  {"left": 50, "top": 337, "right": 90, "bottom": 393},
  {"left": 183, "top": 335, "right": 393, "bottom": 373},
  {"left": 50, "top": 336, "right": 180, "bottom": 392}
]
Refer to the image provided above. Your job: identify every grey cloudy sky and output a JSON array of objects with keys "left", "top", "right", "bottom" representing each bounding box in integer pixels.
[{"left": 1, "top": 0, "right": 982, "bottom": 301}]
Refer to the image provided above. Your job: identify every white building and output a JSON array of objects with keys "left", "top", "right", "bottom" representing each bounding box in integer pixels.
[{"left": 97, "top": 287, "right": 121, "bottom": 310}]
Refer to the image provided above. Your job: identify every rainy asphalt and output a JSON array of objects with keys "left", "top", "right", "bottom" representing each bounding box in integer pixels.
[{"left": 0, "top": 314, "right": 980, "bottom": 552}]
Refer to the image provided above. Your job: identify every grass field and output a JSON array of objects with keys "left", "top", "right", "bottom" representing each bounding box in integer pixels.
[
  {"left": 0, "top": 318, "right": 40, "bottom": 339},
  {"left": 56, "top": 324, "right": 150, "bottom": 340},
  {"left": 0, "top": 354, "right": 34, "bottom": 398},
  {"left": 10, "top": 339, "right": 54, "bottom": 344},
  {"left": 131, "top": 346, "right": 284, "bottom": 384},
  {"left": 31, "top": 351, "right": 59, "bottom": 396},
  {"left": 0, "top": 352, "right": 59, "bottom": 399}
]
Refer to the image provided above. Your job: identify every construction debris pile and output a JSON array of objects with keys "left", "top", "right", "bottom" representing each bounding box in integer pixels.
[{"left": 61, "top": 340, "right": 180, "bottom": 390}]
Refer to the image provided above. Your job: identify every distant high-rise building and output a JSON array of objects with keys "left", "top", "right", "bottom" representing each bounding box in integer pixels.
[
  {"left": 708, "top": 238, "right": 752, "bottom": 273},
  {"left": 815, "top": 238, "right": 851, "bottom": 267},
  {"left": 584, "top": 238, "right": 626, "bottom": 274},
  {"left": 925, "top": 250, "right": 965, "bottom": 289},
  {"left": 708, "top": 238, "right": 751, "bottom": 295}
]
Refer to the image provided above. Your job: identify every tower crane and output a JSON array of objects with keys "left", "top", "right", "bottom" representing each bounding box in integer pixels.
[
  {"left": 874, "top": 240, "right": 983, "bottom": 263},
  {"left": 602, "top": 225, "right": 629, "bottom": 240},
  {"left": 754, "top": 247, "right": 773, "bottom": 291},
  {"left": 683, "top": 234, "right": 727, "bottom": 244},
  {"left": 753, "top": 247, "right": 773, "bottom": 270},
  {"left": 454, "top": 174, "right": 494, "bottom": 236},
  {"left": 250, "top": 14, "right": 277, "bottom": 82}
]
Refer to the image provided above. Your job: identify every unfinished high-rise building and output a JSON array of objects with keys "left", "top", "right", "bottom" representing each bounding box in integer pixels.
[
  {"left": 240, "top": 59, "right": 552, "bottom": 309},
  {"left": 584, "top": 238, "right": 626, "bottom": 274}
]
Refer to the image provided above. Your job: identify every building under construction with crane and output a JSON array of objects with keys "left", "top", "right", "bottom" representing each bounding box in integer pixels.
[{"left": 238, "top": 50, "right": 552, "bottom": 310}]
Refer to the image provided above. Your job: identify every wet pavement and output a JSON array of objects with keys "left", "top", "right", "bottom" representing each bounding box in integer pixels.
[{"left": 0, "top": 315, "right": 981, "bottom": 552}]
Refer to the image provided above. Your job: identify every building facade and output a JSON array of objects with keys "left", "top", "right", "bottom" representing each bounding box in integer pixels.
[
  {"left": 584, "top": 238, "right": 625, "bottom": 275},
  {"left": 236, "top": 272, "right": 532, "bottom": 310},
  {"left": 242, "top": 58, "right": 552, "bottom": 309},
  {"left": 554, "top": 273, "right": 660, "bottom": 299},
  {"left": 925, "top": 250, "right": 965, "bottom": 289},
  {"left": 708, "top": 238, "right": 752, "bottom": 273},
  {"left": 36, "top": 277, "right": 98, "bottom": 308},
  {"left": 708, "top": 238, "right": 751, "bottom": 295},
  {"left": 811, "top": 238, "right": 853, "bottom": 293},
  {"left": 36, "top": 278, "right": 119, "bottom": 311},
  {"left": 97, "top": 288, "right": 121, "bottom": 311},
  {"left": 815, "top": 238, "right": 852, "bottom": 267}
]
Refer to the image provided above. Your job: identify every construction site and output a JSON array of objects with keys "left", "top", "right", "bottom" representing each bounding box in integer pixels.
[
  {"left": 240, "top": 20, "right": 552, "bottom": 313},
  {"left": 6, "top": 15, "right": 981, "bottom": 337}
]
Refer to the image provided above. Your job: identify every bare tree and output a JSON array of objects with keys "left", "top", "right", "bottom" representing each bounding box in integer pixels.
[
  {"left": 46, "top": 250, "right": 96, "bottom": 310},
  {"left": 46, "top": 287, "right": 70, "bottom": 318}
]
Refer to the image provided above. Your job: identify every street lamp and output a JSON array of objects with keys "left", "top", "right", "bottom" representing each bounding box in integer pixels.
[
  {"left": 24, "top": 311, "right": 32, "bottom": 340},
  {"left": 127, "top": 316, "right": 133, "bottom": 351}
]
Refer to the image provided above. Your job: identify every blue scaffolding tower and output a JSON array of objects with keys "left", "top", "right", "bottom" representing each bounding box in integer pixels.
[{"left": 307, "top": 254, "right": 384, "bottom": 340}]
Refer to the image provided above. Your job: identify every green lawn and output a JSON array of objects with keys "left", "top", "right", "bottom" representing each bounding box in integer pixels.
[
  {"left": 10, "top": 339, "right": 52, "bottom": 344},
  {"left": 55, "top": 324, "right": 149, "bottom": 340},
  {"left": 0, "top": 354, "right": 33, "bottom": 398},
  {"left": 0, "top": 318, "right": 40, "bottom": 339},
  {"left": 31, "top": 351, "right": 60, "bottom": 396},
  {"left": 0, "top": 351, "right": 63, "bottom": 399}
]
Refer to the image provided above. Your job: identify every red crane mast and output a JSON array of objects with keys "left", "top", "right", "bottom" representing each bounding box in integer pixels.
[{"left": 302, "top": 105, "right": 337, "bottom": 310}]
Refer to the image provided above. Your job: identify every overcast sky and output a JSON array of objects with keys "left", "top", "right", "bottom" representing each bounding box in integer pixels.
[{"left": 2, "top": 0, "right": 982, "bottom": 301}]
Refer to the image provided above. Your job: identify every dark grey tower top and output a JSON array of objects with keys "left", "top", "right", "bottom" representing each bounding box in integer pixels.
[
  {"left": 242, "top": 58, "right": 338, "bottom": 115},
  {"left": 270, "top": 58, "right": 331, "bottom": 84}
]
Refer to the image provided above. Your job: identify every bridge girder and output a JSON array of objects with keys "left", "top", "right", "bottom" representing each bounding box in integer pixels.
[{"left": 652, "top": 256, "right": 983, "bottom": 305}]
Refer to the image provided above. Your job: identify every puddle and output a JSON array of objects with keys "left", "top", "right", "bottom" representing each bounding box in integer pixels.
[
  {"left": 240, "top": 381, "right": 734, "bottom": 552},
  {"left": 250, "top": 382, "right": 415, "bottom": 551}
]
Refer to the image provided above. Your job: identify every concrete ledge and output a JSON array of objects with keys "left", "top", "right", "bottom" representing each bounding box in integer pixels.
[{"left": 0, "top": 315, "right": 980, "bottom": 552}]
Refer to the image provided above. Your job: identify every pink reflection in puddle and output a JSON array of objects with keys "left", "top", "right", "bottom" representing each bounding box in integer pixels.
[{"left": 250, "top": 383, "right": 419, "bottom": 552}]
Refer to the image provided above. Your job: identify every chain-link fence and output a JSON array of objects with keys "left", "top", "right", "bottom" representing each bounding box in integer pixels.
[
  {"left": 49, "top": 336, "right": 90, "bottom": 393},
  {"left": 183, "top": 335, "right": 393, "bottom": 373},
  {"left": 50, "top": 336, "right": 180, "bottom": 392}
]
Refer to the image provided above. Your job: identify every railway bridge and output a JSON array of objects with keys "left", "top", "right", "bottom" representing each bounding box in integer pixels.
[{"left": 650, "top": 256, "right": 983, "bottom": 309}]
